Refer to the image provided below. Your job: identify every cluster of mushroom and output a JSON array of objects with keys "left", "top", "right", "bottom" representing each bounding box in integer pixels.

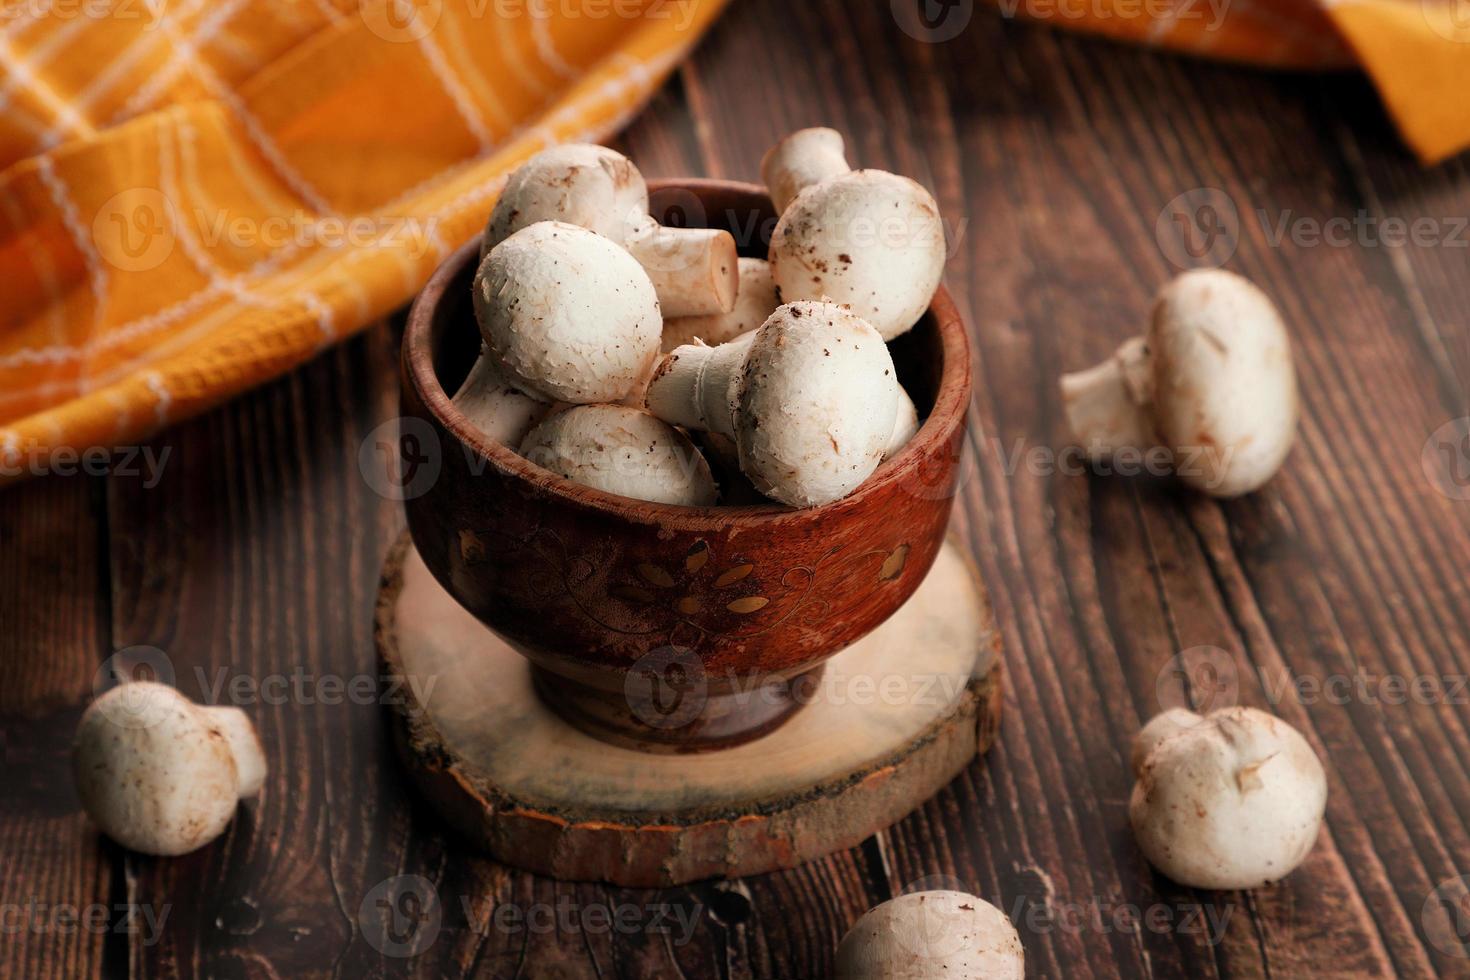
[{"left": 454, "top": 130, "right": 945, "bottom": 508}]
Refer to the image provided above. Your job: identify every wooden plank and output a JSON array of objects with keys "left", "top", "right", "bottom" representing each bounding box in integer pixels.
[
  {"left": 681, "top": 2, "right": 1467, "bottom": 977},
  {"left": 0, "top": 475, "right": 112, "bottom": 979},
  {"left": 1, "top": 2, "right": 1462, "bottom": 977},
  {"left": 101, "top": 326, "right": 430, "bottom": 978}
]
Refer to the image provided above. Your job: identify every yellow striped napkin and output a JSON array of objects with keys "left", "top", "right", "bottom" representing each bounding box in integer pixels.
[{"left": 0, "top": 0, "right": 727, "bottom": 484}]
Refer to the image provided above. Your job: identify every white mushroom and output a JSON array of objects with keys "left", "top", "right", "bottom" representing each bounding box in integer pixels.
[
  {"left": 645, "top": 301, "right": 899, "bottom": 507},
  {"left": 518, "top": 404, "right": 717, "bottom": 506},
  {"left": 473, "top": 221, "right": 661, "bottom": 405},
  {"left": 73, "top": 682, "right": 266, "bottom": 856},
  {"left": 763, "top": 128, "right": 946, "bottom": 341},
  {"left": 885, "top": 384, "right": 920, "bottom": 460},
  {"left": 483, "top": 143, "right": 738, "bottom": 317},
  {"left": 835, "top": 891, "right": 1024, "bottom": 980},
  {"left": 1130, "top": 706, "right": 1327, "bottom": 890},
  {"left": 1059, "top": 269, "right": 1299, "bottom": 497},
  {"left": 662, "top": 257, "right": 780, "bottom": 351},
  {"left": 453, "top": 346, "right": 552, "bottom": 448}
]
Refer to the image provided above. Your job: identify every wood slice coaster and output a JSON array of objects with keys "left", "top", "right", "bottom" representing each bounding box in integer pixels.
[{"left": 376, "top": 531, "right": 1003, "bottom": 887}]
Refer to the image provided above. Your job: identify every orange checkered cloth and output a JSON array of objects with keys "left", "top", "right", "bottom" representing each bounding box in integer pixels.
[
  {"left": 0, "top": 0, "right": 1465, "bottom": 485},
  {"left": 0, "top": 0, "right": 727, "bottom": 483}
]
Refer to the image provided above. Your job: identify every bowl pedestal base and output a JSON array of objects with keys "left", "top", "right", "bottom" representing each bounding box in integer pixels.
[{"left": 375, "top": 531, "right": 1003, "bottom": 887}]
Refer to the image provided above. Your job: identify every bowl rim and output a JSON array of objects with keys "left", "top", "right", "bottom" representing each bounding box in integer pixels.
[{"left": 403, "top": 178, "right": 972, "bottom": 526}]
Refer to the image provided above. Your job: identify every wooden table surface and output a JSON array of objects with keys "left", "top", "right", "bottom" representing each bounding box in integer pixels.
[{"left": 6, "top": 2, "right": 1470, "bottom": 977}]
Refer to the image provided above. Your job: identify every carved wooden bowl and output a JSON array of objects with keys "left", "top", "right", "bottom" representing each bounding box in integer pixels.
[{"left": 401, "top": 179, "right": 972, "bottom": 751}]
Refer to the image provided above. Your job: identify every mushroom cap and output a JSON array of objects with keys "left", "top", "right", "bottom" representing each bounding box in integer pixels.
[
  {"left": 482, "top": 143, "right": 648, "bottom": 253},
  {"left": 1129, "top": 706, "right": 1327, "bottom": 890},
  {"left": 884, "top": 383, "right": 920, "bottom": 460},
  {"left": 835, "top": 890, "right": 1024, "bottom": 980},
  {"left": 73, "top": 682, "right": 243, "bottom": 856},
  {"left": 769, "top": 169, "right": 946, "bottom": 341},
  {"left": 1130, "top": 705, "right": 1203, "bottom": 774},
  {"left": 735, "top": 301, "right": 898, "bottom": 507},
  {"left": 519, "top": 404, "right": 718, "bottom": 506},
  {"left": 1146, "top": 269, "right": 1298, "bottom": 496},
  {"left": 474, "top": 221, "right": 661, "bottom": 404}
]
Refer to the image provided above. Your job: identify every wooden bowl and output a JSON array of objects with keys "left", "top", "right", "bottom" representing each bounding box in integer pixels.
[{"left": 401, "top": 179, "right": 972, "bottom": 751}]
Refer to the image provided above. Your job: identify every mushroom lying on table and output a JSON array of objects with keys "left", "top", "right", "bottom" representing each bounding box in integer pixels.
[
  {"left": 474, "top": 221, "right": 661, "bottom": 405},
  {"left": 762, "top": 127, "right": 947, "bottom": 341},
  {"left": 483, "top": 143, "right": 738, "bottom": 317},
  {"left": 645, "top": 301, "right": 899, "bottom": 508},
  {"left": 73, "top": 682, "right": 266, "bottom": 856},
  {"left": 519, "top": 404, "right": 717, "bottom": 507},
  {"left": 835, "top": 890, "right": 1024, "bottom": 979},
  {"left": 1059, "top": 268, "right": 1299, "bottom": 497},
  {"left": 1130, "top": 705, "right": 1327, "bottom": 890}
]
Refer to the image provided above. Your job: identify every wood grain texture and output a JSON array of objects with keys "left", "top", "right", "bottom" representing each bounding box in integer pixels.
[
  {"left": 377, "top": 531, "right": 1002, "bottom": 886},
  {"left": 0, "top": 476, "right": 113, "bottom": 980},
  {"left": 2, "top": 1, "right": 1469, "bottom": 976}
]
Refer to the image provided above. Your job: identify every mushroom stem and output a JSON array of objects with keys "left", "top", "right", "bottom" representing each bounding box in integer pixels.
[
  {"left": 663, "top": 257, "right": 780, "bottom": 351},
  {"left": 453, "top": 349, "right": 552, "bottom": 448},
  {"left": 201, "top": 705, "right": 267, "bottom": 798},
  {"left": 1058, "top": 336, "right": 1157, "bottom": 460},
  {"left": 624, "top": 216, "right": 739, "bottom": 317},
  {"left": 761, "top": 127, "right": 851, "bottom": 214},
  {"left": 643, "top": 337, "right": 751, "bottom": 440},
  {"left": 647, "top": 303, "right": 897, "bottom": 508}
]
